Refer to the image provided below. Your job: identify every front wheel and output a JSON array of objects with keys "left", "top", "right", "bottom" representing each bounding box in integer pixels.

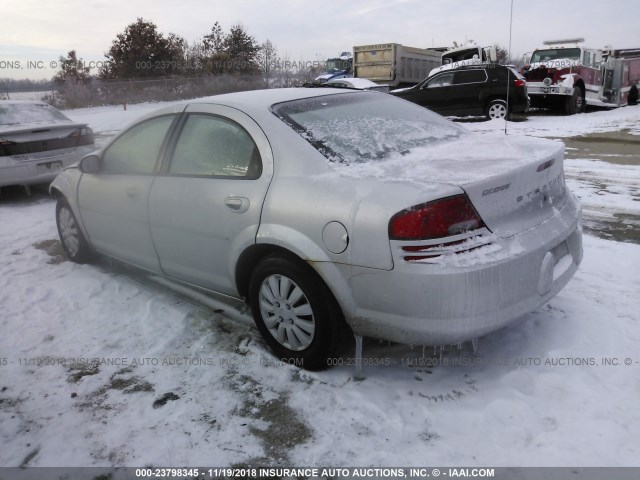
[
  {"left": 248, "top": 255, "right": 344, "bottom": 370},
  {"left": 565, "top": 85, "right": 584, "bottom": 115},
  {"left": 56, "top": 199, "right": 93, "bottom": 263},
  {"left": 485, "top": 99, "right": 508, "bottom": 120}
]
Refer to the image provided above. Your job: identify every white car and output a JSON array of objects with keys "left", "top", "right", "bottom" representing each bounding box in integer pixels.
[
  {"left": 1, "top": 101, "right": 94, "bottom": 191},
  {"left": 324, "top": 77, "right": 390, "bottom": 92},
  {"left": 51, "top": 88, "right": 582, "bottom": 369}
]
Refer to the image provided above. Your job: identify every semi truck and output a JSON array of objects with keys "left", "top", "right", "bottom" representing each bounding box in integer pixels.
[
  {"left": 352, "top": 43, "right": 443, "bottom": 88},
  {"left": 313, "top": 52, "right": 353, "bottom": 83},
  {"left": 523, "top": 38, "right": 640, "bottom": 114},
  {"left": 428, "top": 42, "right": 498, "bottom": 77}
]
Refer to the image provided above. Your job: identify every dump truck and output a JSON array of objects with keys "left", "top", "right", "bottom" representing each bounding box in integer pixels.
[{"left": 353, "top": 43, "right": 443, "bottom": 88}]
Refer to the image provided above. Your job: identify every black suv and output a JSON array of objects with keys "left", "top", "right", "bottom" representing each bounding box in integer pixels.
[{"left": 391, "top": 64, "right": 529, "bottom": 120}]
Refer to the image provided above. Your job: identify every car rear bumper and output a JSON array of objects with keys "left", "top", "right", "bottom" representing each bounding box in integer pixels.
[
  {"left": 0, "top": 145, "right": 94, "bottom": 188},
  {"left": 344, "top": 194, "right": 582, "bottom": 345}
]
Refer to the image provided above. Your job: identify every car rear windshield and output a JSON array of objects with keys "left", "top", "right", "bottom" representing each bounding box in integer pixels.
[
  {"left": 0, "top": 103, "right": 71, "bottom": 126},
  {"left": 271, "top": 92, "right": 465, "bottom": 164}
]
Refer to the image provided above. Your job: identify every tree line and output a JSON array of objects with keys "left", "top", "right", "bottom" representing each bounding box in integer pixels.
[{"left": 54, "top": 18, "right": 282, "bottom": 83}]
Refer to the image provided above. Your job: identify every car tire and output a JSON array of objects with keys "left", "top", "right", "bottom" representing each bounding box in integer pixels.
[
  {"left": 248, "top": 255, "right": 344, "bottom": 370},
  {"left": 485, "top": 99, "right": 508, "bottom": 120},
  {"left": 629, "top": 85, "right": 638, "bottom": 106},
  {"left": 56, "top": 199, "right": 93, "bottom": 264},
  {"left": 565, "top": 85, "right": 584, "bottom": 115}
]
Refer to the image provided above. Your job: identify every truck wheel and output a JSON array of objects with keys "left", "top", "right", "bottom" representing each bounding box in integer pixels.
[
  {"left": 629, "top": 85, "right": 638, "bottom": 106},
  {"left": 485, "top": 99, "right": 508, "bottom": 120},
  {"left": 565, "top": 86, "right": 584, "bottom": 115},
  {"left": 248, "top": 255, "right": 345, "bottom": 370}
]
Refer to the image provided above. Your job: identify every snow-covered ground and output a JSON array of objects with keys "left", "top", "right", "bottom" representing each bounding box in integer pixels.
[
  {"left": 468, "top": 106, "right": 640, "bottom": 137},
  {"left": 1, "top": 100, "right": 639, "bottom": 468}
]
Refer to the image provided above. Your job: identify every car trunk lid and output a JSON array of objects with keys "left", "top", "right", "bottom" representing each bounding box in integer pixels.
[
  {"left": 0, "top": 122, "right": 94, "bottom": 158},
  {"left": 452, "top": 135, "right": 567, "bottom": 238},
  {"left": 336, "top": 133, "right": 567, "bottom": 239}
]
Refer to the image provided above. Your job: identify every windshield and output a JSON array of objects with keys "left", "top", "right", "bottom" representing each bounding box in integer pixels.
[
  {"left": 443, "top": 48, "right": 481, "bottom": 64},
  {"left": 530, "top": 48, "right": 581, "bottom": 63},
  {"left": 326, "top": 58, "right": 351, "bottom": 71},
  {"left": 271, "top": 92, "right": 465, "bottom": 164},
  {"left": 0, "top": 102, "right": 70, "bottom": 126}
]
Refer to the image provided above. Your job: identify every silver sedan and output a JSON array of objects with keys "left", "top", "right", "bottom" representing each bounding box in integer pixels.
[
  {"left": 50, "top": 88, "right": 583, "bottom": 369},
  {"left": 1, "top": 101, "right": 94, "bottom": 191}
]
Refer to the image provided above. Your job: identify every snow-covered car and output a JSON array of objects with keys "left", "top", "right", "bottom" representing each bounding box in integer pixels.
[
  {"left": 50, "top": 88, "right": 583, "bottom": 369},
  {"left": 0, "top": 101, "right": 95, "bottom": 191},
  {"left": 324, "top": 77, "right": 390, "bottom": 92}
]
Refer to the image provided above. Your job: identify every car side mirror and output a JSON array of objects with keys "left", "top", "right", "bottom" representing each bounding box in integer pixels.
[{"left": 79, "top": 154, "right": 100, "bottom": 174}]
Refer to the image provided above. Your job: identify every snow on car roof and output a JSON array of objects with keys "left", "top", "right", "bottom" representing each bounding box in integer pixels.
[
  {"left": 123, "top": 88, "right": 362, "bottom": 128},
  {"left": 325, "top": 78, "right": 380, "bottom": 88},
  {"left": 187, "top": 87, "right": 355, "bottom": 113}
]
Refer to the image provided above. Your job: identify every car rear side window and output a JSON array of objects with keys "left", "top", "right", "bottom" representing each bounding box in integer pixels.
[
  {"left": 102, "top": 115, "right": 175, "bottom": 174},
  {"left": 168, "top": 114, "right": 261, "bottom": 179},
  {"left": 426, "top": 73, "right": 454, "bottom": 88},
  {"left": 453, "top": 69, "right": 487, "bottom": 84}
]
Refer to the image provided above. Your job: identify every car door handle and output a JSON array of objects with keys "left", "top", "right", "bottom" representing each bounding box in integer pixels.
[
  {"left": 224, "top": 196, "right": 250, "bottom": 213},
  {"left": 125, "top": 186, "right": 140, "bottom": 199}
]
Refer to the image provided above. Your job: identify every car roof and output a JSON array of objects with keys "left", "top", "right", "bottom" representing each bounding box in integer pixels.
[
  {"left": 423, "top": 63, "right": 510, "bottom": 82},
  {"left": 0, "top": 100, "right": 50, "bottom": 106},
  {"left": 438, "top": 64, "right": 507, "bottom": 73},
  {"left": 111, "top": 87, "right": 362, "bottom": 135},
  {"left": 186, "top": 87, "right": 353, "bottom": 115}
]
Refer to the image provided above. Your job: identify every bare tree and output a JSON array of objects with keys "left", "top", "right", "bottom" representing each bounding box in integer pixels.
[{"left": 257, "top": 39, "right": 280, "bottom": 87}]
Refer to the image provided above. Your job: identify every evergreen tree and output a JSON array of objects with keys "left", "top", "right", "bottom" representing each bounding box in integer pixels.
[
  {"left": 223, "top": 25, "right": 260, "bottom": 73},
  {"left": 203, "top": 22, "right": 226, "bottom": 54},
  {"left": 53, "top": 50, "right": 91, "bottom": 85},
  {"left": 100, "top": 18, "right": 187, "bottom": 78}
]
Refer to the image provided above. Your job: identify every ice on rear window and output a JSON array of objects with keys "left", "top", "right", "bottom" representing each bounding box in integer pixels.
[
  {"left": 0, "top": 103, "right": 70, "bottom": 126},
  {"left": 272, "top": 92, "right": 465, "bottom": 164}
]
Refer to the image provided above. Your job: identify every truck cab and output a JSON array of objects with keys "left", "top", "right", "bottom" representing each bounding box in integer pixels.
[
  {"left": 428, "top": 43, "right": 497, "bottom": 77},
  {"left": 523, "top": 38, "right": 604, "bottom": 114},
  {"left": 314, "top": 52, "right": 353, "bottom": 83}
]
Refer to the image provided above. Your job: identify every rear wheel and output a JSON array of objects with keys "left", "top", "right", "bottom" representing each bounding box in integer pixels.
[
  {"left": 248, "top": 255, "right": 343, "bottom": 370},
  {"left": 56, "top": 199, "right": 93, "bottom": 263},
  {"left": 565, "top": 85, "right": 584, "bottom": 114},
  {"left": 485, "top": 99, "right": 508, "bottom": 120},
  {"left": 629, "top": 85, "right": 638, "bottom": 106}
]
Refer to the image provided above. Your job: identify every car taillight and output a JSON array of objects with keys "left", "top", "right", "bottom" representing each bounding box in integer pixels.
[
  {"left": 68, "top": 127, "right": 93, "bottom": 137},
  {"left": 389, "top": 194, "right": 485, "bottom": 241},
  {"left": 514, "top": 79, "right": 526, "bottom": 87}
]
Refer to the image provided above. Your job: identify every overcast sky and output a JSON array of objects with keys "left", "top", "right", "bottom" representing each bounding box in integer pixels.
[{"left": 2, "top": 0, "right": 639, "bottom": 80}]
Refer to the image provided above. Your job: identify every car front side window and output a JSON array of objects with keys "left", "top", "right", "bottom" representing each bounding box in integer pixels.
[
  {"left": 101, "top": 115, "right": 175, "bottom": 175},
  {"left": 168, "top": 114, "right": 261, "bottom": 179}
]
